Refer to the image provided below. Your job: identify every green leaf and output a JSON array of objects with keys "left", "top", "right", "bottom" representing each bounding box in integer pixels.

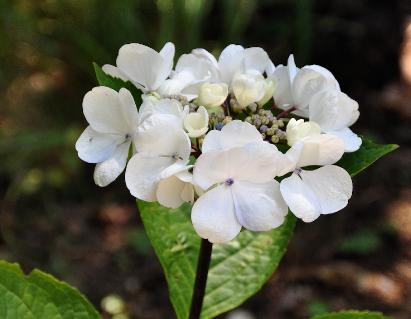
[
  {"left": 93, "top": 62, "right": 142, "bottom": 106},
  {"left": 139, "top": 201, "right": 296, "bottom": 319},
  {"left": 0, "top": 260, "right": 100, "bottom": 319},
  {"left": 337, "top": 137, "right": 398, "bottom": 177},
  {"left": 311, "top": 310, "right": 391, "bottom": 319}
]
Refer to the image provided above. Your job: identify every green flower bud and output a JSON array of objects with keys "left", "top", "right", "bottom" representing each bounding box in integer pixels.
[
  {"left": 222, "top": 116, "right": 232, "bottom": 124},
  {"left": 271, "top": 135, "right": 280, "bottom": 143}
]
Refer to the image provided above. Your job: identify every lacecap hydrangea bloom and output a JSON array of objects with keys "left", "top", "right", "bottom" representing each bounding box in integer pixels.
[{"left": 76, "top": 43, "right": 361, "bottom": 243}]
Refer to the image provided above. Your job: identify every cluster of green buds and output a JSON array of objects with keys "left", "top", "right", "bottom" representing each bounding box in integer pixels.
[
  {"left": 209, "top": 111, "right": 233, "bottom": 130},
  {"left": 245, "top": 108, "right": 286, "bottom": 144}
]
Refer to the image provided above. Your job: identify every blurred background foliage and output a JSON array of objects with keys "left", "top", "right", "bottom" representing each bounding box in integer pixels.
[{"left": 0, "top": 0, "right": 410, "bottom": 318}]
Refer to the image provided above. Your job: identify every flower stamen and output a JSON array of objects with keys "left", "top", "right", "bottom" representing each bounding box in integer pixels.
[{"left": 225, "top": 178, "right": 234, "bottom": 186}]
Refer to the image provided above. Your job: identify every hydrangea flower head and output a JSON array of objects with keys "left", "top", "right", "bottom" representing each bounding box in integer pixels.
[{"left": 76, "top": 43, "right": 362, "bottom": 243}]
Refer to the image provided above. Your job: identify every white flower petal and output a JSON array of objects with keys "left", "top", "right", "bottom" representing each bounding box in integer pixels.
[
  {"left": 272, "top": 65, "right": 294, "bottom": 109},
  {"left": 135, "top": 114, "right": 190, "bottom": 159},
  {"left": 139, "top": 98, "right": 183, "bottom": 124},
  {"left": 193, "top": 150, "right": 231, "bottom": 190},
  {"left": 75, "top": 126, "right": 119, "bottom": 163},
  {"left": 192, "top": 48, "right": 219, "bottom": 69},
  {"left": 160, "top": 160, "right": 191, "bottom": 179},
  {"left": 93, "top": 140, "right": 130, "bottom": 187},
  {"left": 159, "top": 42, "right": 175, "bottom": 77},
  {"left": 200, "top": 130, "right": 224, "bottom": 153},
  {"left": 83, "top": 87, "right": 128, "bottom": 134},
  {"left": 125, "top": 153, "right": 174, "bottom": 201},
  {"left": 328, "top": 128, "right": 362, "bottom": 152},
  {"left": 202, "top": 120, "right": 262, "bottom": 153},
  {"left": 183, "top": 105, "right": 209, "bottom": 138},
  {"left": 277, "top": 134, "right": 345, "bottom": 175},
  {"left": 244, "top": 47, "right": 270, "bottom": 73},
  {"left": 175, "top": 169, "right": 193, "bottom": 183},
  {"left": 309, "top": 89, "right": 359, "bottom": 131},
  {"left": 305, "top": 65, "right": 341, "bottom": 91},
  {"left": 194, "top": 142, "right": 280, "bottom": 190},
  {"left": 156, "top": 175, "right": 187, "bottom": 209},
  {"left": 292, "top": 65, "right": 340, "bottom": 109},
  {"left": 117, "top": 43, "right": 173, "bottom": 91},
  {"left": 232, "top": 180, "right": 288, "bottom": 231},
  {"left": 232, "top": 71, "right": 266, "bottom": 107},
  {"left": 191, "top": 184, "right": 241, "bottom": 243},
  {"left": 197, "top": 82, "right": 228, "bottom": 108},
  {"left": 118, "top": 88, "right": 140, "bottom": 132},
  {"left": 102, "top": 64, "right": 129, "bottom": 82},
  {"left": 280, "top": 172, "right": 322, "bottom": 222},
  {"left": 295, "top": 134, "right": 345, "bottom": 168},
  {"left": 286, "top": 118, "right": 321, "bottom": 146},
  {"left": 280, "top": 165, "right": 352, "bottom": 222},
  {"left": 348, "top": 109, "right": 360, "bottom": 126},
  {"left": 180, "top": 183, "right": 194, "bottom": 203},
  {"left": 176, "top": 54, "right": 214, "bottom": 81},
  {"left": 287, "top": 54, "right": 298, "bottom": 82},
  {"left": 265, "top": 59, "right": 276, "bottom": 77},
  {"left": 158, "top": 76, "right": 190, "bottom": 96},
  {"left": 258, "top": 78, "right": 275, "bottom": 106},
  {"left": 300, "top": 165, "right": 352, "bottom": 215},
  {"left": 218, "top": 44, "right": 245, "bottom": 84}
]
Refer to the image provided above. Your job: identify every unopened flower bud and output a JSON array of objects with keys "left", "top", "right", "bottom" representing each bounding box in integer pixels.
[
  {"left": 197, "top": 82, "right": 228, "bottom": 108},
  {"left": 253, "top": 118, "right": 262, "bottom": 127},
  {"left": 285, "top": 118, "right": 321, "bottom": 146},
  {"left": 222, "top": 116, "right": 232, "bottom": 124},
  {"left": 261, "top": 117, "right": 270, "bottom": 125},
  {"left": 248, "top": 103, "right": 258, "bottom": 113},
  {"left": 271, "top": 135, "right": 280, "bottom": 143},
  {"left": 276, "top": 129, "right": 286, "bottom": 139},
  {"left": 183, "top": 105, "right": 209, "bottom": 137},
  {"left": 266, "top": 128, "right": 275, "bottom": 136},
  {"left": 230, "top": 99, "right": 244, "bottom": 113},
  {"left": 232, "top": 71, "right": 266, "bottom": 108},
  {"left": 257, "top": 78, "right": 275, "bottom": 106}
]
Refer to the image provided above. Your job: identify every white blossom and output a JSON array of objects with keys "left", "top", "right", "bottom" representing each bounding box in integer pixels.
[
  {"left": 75, "top": 87, "right": 139, "bottom": 187},
  {"left": 278, "top": 134, "right": 352, "bottom": 222},
  {"left": 190, "top": 120, "right": 287, "bottom": 243},
  {"left": 156, "top": 162, "right": 195, "bottom": 209},
  {"left": 139, "top": 97, "right": 209, "bottom": 137},
  {"left": 125, "top": 114, "right": 191, "bottom": 201},
  {"left": 285, "top": 118, "right": 321, "bottom": 146},
  {"left": 309, "top": 88, "right": 361, "bottom": 152},
  {"left": 138, "top": 97, "right": 184, "bottom": 124},
  {"left": 272, "top": 54, "right": 340, "bottom": 117},
  {"left": 232, "top": 71, "right": 266, "bottom": 108},
  {"left": 196, "top": 82, "right": 228, "bottom": 108},
  {"left": 201, "top": 120, "right": 264, "bottom": 153},
  {"left": 218, "top": 45, "right": 272, "bottom": 85},
  {"left": 183, "top": 106, "right": 209, "bottom": 137},
  {"left": 192, "top": 142, "right": 288, "bottom": 243},
  {"left": 103, "top": 42, "right": 175, "bottom": 92},
  {"left": 258, "top": 78, "right": 276, "bottom": 106},
  {"left": 158, "top": 52, "right": 217, "bottom": 99}
]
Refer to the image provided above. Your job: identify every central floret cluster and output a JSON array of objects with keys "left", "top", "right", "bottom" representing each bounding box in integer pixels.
[{"left": 76, "top": 43, "right": 361, "bottom": 243}]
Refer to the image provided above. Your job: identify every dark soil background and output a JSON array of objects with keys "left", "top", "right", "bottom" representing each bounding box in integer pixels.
[{"left": 1, "top": 1, "right": 410, "bottom": 318}]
